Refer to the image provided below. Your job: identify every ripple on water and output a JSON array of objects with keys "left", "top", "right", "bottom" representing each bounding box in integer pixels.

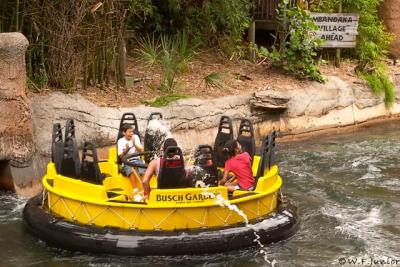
[
  {"left": 321, "top": 203, "right": 399, "bottom": 257},
  {"left": 0, "top": 192, "right": 27, "bottom": 223}
]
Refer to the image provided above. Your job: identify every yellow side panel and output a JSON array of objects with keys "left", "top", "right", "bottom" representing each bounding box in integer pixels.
[
  {"left": 108, "top": 147, "right": 117, "bottom": 163},
  {"left": 252, "top": 155, "right": 261, "bottom": 177},
  {"left": 53, "top": 176, "right": 108, "bottom": 201}
]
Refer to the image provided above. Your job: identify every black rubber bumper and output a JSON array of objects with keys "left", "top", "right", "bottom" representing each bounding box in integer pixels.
[{"left": 23, "top": 195, "right": 298, "bottom": 256}]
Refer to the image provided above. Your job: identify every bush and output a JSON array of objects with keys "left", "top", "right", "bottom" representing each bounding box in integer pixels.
[
  {"left": 359, "top": 64, "right": 395, "bottom": 107},
  {"left": 135, "top": 32, "right": 199, "bottom": 92},
  {"left": 265, "top": 2, "right": 324, "bottom": 82},
  {"left": 314, "top": 0, "right": 395, "bottom": 107},
  {"left": 133, "top": 0, "right": 252, "bottom": 58}
]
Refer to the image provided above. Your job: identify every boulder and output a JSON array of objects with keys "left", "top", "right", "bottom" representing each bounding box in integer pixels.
[{"left": 250, "top": 87, "right": 290, "bottom": 111}]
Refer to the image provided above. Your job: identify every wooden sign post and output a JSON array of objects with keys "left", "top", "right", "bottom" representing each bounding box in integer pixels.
[{"left": 311, "top": 11, "right": 360, "bottom": 67}]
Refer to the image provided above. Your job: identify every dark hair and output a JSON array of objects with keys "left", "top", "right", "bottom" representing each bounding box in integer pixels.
[
  {"left": 122, "top": 123, "right": 133, "bottom": 133},
  {"left": 223, "top": 139, "right": 238, "bottom": 158},
  {"left": 163, "top": 138, "right": 178, "bottom": 151}
]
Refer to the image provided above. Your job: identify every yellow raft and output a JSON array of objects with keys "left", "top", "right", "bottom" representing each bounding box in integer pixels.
[{"left": 23, "top": 118, "right": 298, "bottom": 255}]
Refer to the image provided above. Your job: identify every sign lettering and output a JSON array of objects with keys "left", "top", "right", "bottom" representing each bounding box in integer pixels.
[{"left": 311, "top": 13, "right": 360, "bottom": 48}]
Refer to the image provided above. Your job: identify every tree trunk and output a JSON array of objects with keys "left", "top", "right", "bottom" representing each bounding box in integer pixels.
[{"left": 379, "top": 0, "right": 400, "bottom": 62}]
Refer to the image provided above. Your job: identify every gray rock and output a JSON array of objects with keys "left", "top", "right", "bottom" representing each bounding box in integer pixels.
[{"left": 250, "top": 87, "right": 290, "bottom": 110}]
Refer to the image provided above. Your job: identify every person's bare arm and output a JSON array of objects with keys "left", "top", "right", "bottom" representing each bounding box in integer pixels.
[
  {"left": 132, "top": 135, "right": 144, "bottom": 152},
  {"left": 219, "top": 169, "right": 230, "bottom": 185},
  {"left": 142, "top": 160, "right": 157, "bottom": 199}
]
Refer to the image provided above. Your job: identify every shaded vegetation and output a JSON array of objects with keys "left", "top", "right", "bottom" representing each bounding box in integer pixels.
[
  {"left": 143, "top": 94, "right": 187, "bottom": 107},
  {"left": 0, "top": 0, "right": 395, "bottom": 107},
  {"left": 313, "top": 0, "right": 395, "bottom": 105},
  {"left": 265, "top": 1, "right": 324, "bottom": 82}
]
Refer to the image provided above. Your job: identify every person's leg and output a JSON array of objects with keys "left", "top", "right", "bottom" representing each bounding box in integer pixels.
[
  {"left": 225, "top": 182, "right": 238, "bottom": 192},
  {"left": 122, "top": 165, "right": 140, "bottom": 188},
  {"left": 130, "top": 159, "right": 146, "bottom": 176}
]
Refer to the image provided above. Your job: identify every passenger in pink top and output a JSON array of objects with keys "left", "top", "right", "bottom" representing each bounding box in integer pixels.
[{"left": 219, "top": 140, "right": 255, "bottom": 192}]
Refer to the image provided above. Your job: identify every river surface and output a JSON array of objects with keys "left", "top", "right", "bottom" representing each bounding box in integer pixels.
[{"left": 1, "top": 121, "right": 399, "bottom": 267}]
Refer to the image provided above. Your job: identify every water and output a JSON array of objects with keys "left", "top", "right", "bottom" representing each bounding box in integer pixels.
[{"left": 1, "top": 121, "right": 400, "bottom": 266}]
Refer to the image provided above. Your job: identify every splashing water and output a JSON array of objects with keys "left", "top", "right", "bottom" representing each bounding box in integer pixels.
[
  {"left": 132, "top": 188, "right": 144, "bottom": 202},
  {"left": 145, "top": 119, "right": 172, "bottom": 160},
  {"left": 201, "top": 189, "right": 277, "bottom": 266}
]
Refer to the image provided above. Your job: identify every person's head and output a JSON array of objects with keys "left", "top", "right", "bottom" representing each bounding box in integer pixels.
[
  {"left": 163, "top": 138, "right": 178, "bottom": 151},
  {"left": 223, "top": 139, "right": 242, "bottom": 158},
  {"left": 122, "top": 123, "right": 133, "bottom": 140}
]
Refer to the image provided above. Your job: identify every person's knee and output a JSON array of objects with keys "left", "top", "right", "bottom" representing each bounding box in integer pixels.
[{"left": 122, "top": 165, "right": 133, "bottom": 177}]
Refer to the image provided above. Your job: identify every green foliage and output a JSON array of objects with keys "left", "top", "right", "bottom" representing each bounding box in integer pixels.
[
  {"left": 314, "top": 0, "right": 395, "bottom": 108},
  {"left": 134, "top": 0, "right": 252, "bottom": 58},
  {"left": 203, "top": 72, "right": 224, "bottom": 89},
  {"left": 135, "top": 32, "right": 199, "bottom": 92},
  {"left": 174, "top": 31, "right": 199, "bottom": 72},
  {"left": 265, "top": 2, "right": 324, "bottom": 82},
  {"left": 160, "top": 39, "right": 177, "bottom": 92},
  {"left": 143, "top": 94, "right": 187, "bottom": 107},
  {"left": 135, "top": 34, "right": 160, "bottom": 67},
  {"left": 359, "top": 64, "right": 395, "bottom": 107},
  {"left": 314, "top": 0, "right": 394, "bottom": 70}
]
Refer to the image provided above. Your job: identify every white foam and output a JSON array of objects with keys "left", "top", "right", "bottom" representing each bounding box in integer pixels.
[
  {"left": 321, "top": 204, "right": 398, "bottom": 256},
  {"left": 145, "top": 119, "right": 172, "bottom": 159},
  {"left": 200, "top": 188, "right": 278, "bottom": 265}
]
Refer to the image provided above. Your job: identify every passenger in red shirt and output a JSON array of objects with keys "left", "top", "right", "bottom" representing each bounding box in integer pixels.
[{"left": 219, "top": 140, "right": 255, "bottom": 192}]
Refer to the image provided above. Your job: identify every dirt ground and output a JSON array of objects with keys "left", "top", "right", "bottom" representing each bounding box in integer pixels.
[{"left": 27, "top": 51, "right": 400, "bottom": 107}]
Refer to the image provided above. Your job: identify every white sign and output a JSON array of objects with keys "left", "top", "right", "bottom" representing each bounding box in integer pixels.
[{"left": 311, "top": 13, "right": 360, "bottom": 48}]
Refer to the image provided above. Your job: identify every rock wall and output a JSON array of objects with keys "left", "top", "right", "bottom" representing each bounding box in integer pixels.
[
  {"left": 30, "top": 76, "right": 400, "bottom": 158},
  {"left": 379, "top": 0, "right": 400, "bottom": 61},
  {"left": 0, "top": 59, "right": 395, "bottom": 197}
]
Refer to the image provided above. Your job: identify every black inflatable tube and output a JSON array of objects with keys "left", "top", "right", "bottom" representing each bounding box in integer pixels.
[{"left": 23, "top": 195, "right": 298, "bottom": 256}]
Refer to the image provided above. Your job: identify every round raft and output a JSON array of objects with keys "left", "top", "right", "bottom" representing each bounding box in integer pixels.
[
  {"left": 23, "top": 194, "right": 297, "bottom": 255},
  {"left": 23, "top": 117, "right": 298, "bottom": 255}
]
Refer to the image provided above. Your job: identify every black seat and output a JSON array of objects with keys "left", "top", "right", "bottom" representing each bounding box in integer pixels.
[
  {"left": 157, "top": 146, "right": 187, "bottom": 189},
  {"left": 144, "top": 112, "right": 165, "bottom": 164},
  {"left": 60, "top": 136, "right": 81, "bottom": 178},
  {"left": 65, "top": 119, "right": 75, "bottom": 140},
  {"left": 191, "top": 145, "right": 219, "bottom": 187},
  {"left": 148, "top": 112, "right": 163, "bottom": 121},
  {"left": 116, "top": 113, "right": 141, "bottom": 164},
  {"left": 255, "top": 131, "right": 276, "bottom": 180},
  {"left": 80, "top": 141, "right": 105, "bottom": 185},
  {"left": 213, "top": 116, "right": 234, "bottom": 167},
  {"left": 51, "top": 123, "right": 64, "bottom": 173},
  {"left": 237, "top": 118, "right": 256, "bottom": 159}
]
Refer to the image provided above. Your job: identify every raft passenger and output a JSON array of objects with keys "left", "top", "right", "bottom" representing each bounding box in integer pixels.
[
  {"left": 142, "top": 138, "right": 181, "bottom": 199},
  {"left": 117, "top": 124, "right": 145, "bottom": 188},
  {"left": 219, "top": 139, "right": 255, "bottom": 192}
]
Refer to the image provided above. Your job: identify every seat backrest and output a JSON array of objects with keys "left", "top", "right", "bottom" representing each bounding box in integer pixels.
[
  {"left": 80, "top": 141, "right": 104, "bottom": 185},
  {"left": 157, "top": 146, "right": 187, "bottom": 189},
  {"left": 268, "top": 130, "right": 276, "bottom": 170},
  {"left": 213, "top": 116, "right": 234, "bottom": 167},
  {"left": 255, "top": 130, "right": 276, "bottom": 179},
  {"left": 51, "top": 123, "right": 64, "bottom": 173},
  {"left": 60, "top": 136, "right": 81, "bottom": 179},
  {"left": 144, "top": 112, "right": 164, "bottom": 164},
  {"left": 116, "top": 113, "right": 141, "bottom": 164},
  {"left": 65, "top": 119, "right": 75, "bottom": 140},
  {"left": 237, "top": 118, "right": 256, "bottom": 159},
  {"left": 192, "top": 145, "right": 218, "bottom": 187},
  {"left": 148, "top": 112, "right": 163, "bottom": 121}
]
